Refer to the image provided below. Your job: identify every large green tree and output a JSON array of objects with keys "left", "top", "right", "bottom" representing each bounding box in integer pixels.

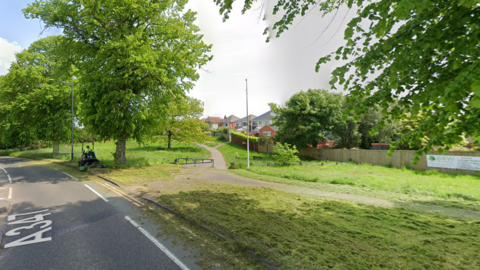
[
  {"left": 270, "top": 89, "right": 344, "bottom": 148},
  {"left": 24, "top": 0, "right": 212, "bottom": 165},
  {"left": 156, "top": 96, "right": 208, "bottom": 149},
  {"left": 0, "top": 36, "right": 74, "bottom": 154},
  {"left": 215, "top": 0, "right": 480, "bottom": 156}
]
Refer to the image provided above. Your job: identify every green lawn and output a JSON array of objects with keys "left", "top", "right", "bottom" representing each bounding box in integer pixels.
[
  {"left": 218, "top": 143, "right": 480, "bottom": 201},
  {"left": 0, "top": 140, "right": 210, "bottom": 168},
  {"left": 204, "top": 135, "right": 228, "bottom": 147},
  {"left": 151, "top": 184, "right": 480, "bottom": 270}
]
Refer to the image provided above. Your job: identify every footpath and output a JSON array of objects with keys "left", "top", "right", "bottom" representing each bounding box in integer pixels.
[{"left": 176, "top": 143, "right": 395, "bottom": 207}]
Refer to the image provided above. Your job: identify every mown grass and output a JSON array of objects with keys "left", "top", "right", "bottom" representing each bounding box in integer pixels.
[
  {"left": 204, "top": 135, "right": 228, "bottom": 147},
  {"left": 0, "top": 140, "right": 210, "bottom": 168},
  {"left": 218, "top": 143, "right": 480, "bottom": 201},
  {"left": 92, "top": 165, "right": 181, "bottom": 186},
  {"left": 151, "top": 184, "right": 480, "bottom": 270}
]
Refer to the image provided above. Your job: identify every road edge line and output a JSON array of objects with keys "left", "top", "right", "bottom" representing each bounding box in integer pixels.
[
  {"left": 62, "top": 172, "right": 79, "bottom": 181},
  {"left": 124, "top": 216, "right": 189, "bottom": 270}
]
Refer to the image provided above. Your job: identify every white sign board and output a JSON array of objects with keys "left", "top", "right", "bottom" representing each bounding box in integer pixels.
[{"left": 427, "top": 155, "right": 480, "bottom": 171}]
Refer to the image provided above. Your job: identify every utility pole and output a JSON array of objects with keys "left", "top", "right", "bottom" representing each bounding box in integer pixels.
[
  {"left": 5, "top": 116, "right": 8, "bottom": 151},
  {"left": 246, "top": 79, "right": 249, "bottom": 169}
]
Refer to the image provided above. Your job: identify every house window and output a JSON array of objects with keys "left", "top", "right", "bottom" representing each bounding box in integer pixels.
[{"left": 263, "top": 131, "right": 271, "bottom": 137}]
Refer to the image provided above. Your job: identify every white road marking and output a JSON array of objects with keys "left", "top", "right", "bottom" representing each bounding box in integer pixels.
[
  {"left": 84, "top": 184, "right": 108, "bottom": 202},
  {"left": 62, "top": 172, "right": 78, "bottom": 181},
  {"left": 7, "top": 209, "right": 49, "bottom": 222},
  {"left": 8, "top": 187, "right": 12, "bottom": 199},
  {"left": 1, "top": 167, "right": 11, "bottom": 183},
  {"left": 124, "top": 216, "right": 189, "bottom": 270}
]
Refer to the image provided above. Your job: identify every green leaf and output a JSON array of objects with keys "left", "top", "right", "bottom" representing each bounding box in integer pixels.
[
  {"left": 470, "top": 97, "right": 480, "bottom": 108},
  {"left": 471, "top": 81, "right": 480, "bottom": 96},
  {"left": 344, "top": 28, "right": 354, "bottom": 39}
]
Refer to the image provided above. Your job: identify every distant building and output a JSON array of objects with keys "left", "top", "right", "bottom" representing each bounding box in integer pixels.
[
  {"left": 219, "top": 115, "right": 240, "bottom": 129},
  {"left": 204, "top": 116, "right": 222, "bottom": 130},
  {"left": 235, "top": 114, "right": 257, "bottom": 131}
]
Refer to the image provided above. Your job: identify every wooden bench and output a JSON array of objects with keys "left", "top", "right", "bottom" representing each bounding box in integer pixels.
[{"left": 253, "top": 156, "right": 263, "bottom": 160}]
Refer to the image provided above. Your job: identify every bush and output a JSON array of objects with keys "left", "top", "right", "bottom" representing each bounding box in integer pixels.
[
  {"left": 258, "top": 134, "right": 274, "bottom": 145},
  {"left": 218, "top": 126, "right": 233, "bottom": 134},
  {"left": 274, "top": 143, "right": 300, "bottom": 165}
]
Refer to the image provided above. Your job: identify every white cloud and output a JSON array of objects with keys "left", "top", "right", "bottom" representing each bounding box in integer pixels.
[{"left": 0, "top": 37, "right": 22, "bottom": 75}]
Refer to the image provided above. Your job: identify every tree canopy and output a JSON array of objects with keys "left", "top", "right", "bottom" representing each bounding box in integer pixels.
[
  {"left": 270, "top": 89, "right": 344, "bottom": 148},
  {"left": 24, "top": 0, "right": 212, "bottom": 165},
  {"left": 214, "top": 0, "right": 480, "bottom": 155},
  {"left": 156, "top": 96, "right": 208, "bottom": 149},
  {"left": 0, "top": 36, "right": 74, "bottom": 154}
]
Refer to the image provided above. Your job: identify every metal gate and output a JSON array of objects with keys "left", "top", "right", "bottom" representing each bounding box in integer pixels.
[{"left": 175, "top": 158, "right": 214, "bottom": 167}]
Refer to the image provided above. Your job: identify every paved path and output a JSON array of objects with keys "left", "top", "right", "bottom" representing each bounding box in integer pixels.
[{"left": 183, "top": 143, "right": 228, "bottom": 170}]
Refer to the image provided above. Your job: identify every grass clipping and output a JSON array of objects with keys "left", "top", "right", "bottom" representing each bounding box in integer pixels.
[{"left": 152, "top": 184, "right": 480, "bottom": 270}]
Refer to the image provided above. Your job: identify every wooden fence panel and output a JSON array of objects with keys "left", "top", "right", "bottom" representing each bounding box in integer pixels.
[{"left": 298, "top": 148, "right": 480, "bottom": 175}]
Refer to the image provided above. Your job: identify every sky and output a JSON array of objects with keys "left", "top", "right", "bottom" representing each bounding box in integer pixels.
[{"left": 0, "top": 0, "right": 353, "bottom": 118}]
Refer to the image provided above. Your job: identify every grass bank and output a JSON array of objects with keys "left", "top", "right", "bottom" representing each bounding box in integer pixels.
[
  {"left": 150, "top": 183, "right": 480, "bottom": 270},
  {"left": 217, "top": 142, "right": 276, "bottom": 168}
]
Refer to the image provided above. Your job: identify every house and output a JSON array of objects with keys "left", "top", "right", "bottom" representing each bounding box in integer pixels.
[
  {"left": 219, "top": 115, "right": 240, "bottom": 128},
  {"left": 251, "top": 110, "right": 276, "bottom": 130},
  {"left": 258, "top": 125, "right": 278, "bottom": 138},
  {"left": 204, "top": 116, "right": 223, "bottom": 130},
  {"left": 235, "top": 114, "right": 257, "bottom": 131}
]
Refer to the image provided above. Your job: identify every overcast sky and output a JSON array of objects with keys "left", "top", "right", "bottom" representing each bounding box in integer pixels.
[{"left": 0, "top": 0, "right": 353, "bottom": 118}]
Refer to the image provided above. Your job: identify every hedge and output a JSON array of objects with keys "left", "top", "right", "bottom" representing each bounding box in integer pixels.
[{"left": 231, "top": 132, "right": 259, "bottom": 143}]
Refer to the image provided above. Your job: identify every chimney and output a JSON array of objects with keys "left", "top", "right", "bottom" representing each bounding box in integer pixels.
[{"left": 224, "top": 115, "right": 226, "bottom": 119}]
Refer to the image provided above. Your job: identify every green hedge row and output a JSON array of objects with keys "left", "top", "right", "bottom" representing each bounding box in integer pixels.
[{"left": 231, "top": 132, "right": 259, "bottom": 143}]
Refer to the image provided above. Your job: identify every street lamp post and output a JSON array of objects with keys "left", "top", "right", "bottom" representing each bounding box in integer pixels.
[
  {"left": 51, "top": 79, "right": 74, "bottom": 161},
  {"left": 246, "top": 79, "right": 249, "bottom": 169}
]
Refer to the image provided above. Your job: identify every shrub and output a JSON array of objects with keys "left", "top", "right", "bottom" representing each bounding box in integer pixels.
[
  {"left": 231, "top": 132, "right": 259, "bottom": 143},
  {"left": 258, "top": 134, "right": 273, "bottom": 145},
  {"left": 274, "top": 143, "right": 300, "bottom": 165}
]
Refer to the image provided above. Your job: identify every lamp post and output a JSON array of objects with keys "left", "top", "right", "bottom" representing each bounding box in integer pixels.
[
  {"left": 51, "top": 79, "right": 74, "bottom": 161},
  {"left": 246, "top": 79, "right": 249, "bottom": 169}
]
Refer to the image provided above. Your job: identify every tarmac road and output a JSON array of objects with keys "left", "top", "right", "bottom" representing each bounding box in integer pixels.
[{"left": 0, "top": 156, "right": 194, "bottom": 270}]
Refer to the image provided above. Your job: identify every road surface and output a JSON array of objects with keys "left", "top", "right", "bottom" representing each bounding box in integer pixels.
[{"left": 0, "top": 156, "right": 196, "bottom": 270}]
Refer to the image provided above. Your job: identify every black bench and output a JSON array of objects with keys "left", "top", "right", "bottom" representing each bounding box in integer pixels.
[{"left": 253, "top": 156, "right": 263, "bottom": 160}]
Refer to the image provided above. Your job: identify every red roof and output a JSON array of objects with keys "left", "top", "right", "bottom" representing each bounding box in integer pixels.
[{"left": 207, "top": 117, "right": 223, "bottom": 123}]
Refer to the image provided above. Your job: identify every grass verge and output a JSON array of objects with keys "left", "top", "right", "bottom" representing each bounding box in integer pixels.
[{"left": 149, "top": 183, "right": 480, "bottom": 270}]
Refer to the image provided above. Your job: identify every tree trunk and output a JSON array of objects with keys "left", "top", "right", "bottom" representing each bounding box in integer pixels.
[
  {"left": 114, "top": 139, "right": 127, "bottom": 166},
  {"left": 20, "top": 142, "right": 25, "bottom": 151},
  {"left": 52, "top": 141, "right": 60, "bottom": 157},
  {"left": 168, "top": 130, "right": 172, "bottom": 150}
]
